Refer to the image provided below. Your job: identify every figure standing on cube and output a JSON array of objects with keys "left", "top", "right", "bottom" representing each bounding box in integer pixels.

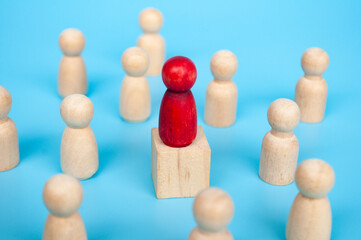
[{"left": 151, "top": 56, "right": 211, "bottom": 199}]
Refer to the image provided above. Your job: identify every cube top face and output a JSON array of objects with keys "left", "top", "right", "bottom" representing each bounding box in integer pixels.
[{"left": 151, "top": 126, "right": 211, "bottom": 199}]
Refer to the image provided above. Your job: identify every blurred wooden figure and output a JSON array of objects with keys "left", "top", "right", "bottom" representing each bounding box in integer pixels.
[
  {"left": 60, "top": 94, "right": 98, "bottom": 180},
  {"left": 43, "top": 174, "right": 87, "bottom": 240},
  {"left": 119, "top": 47, "right": 151, "bottom": 122},
  {"left": 0, "top": 86, "right": 19, "bottom": 171},
  {"left": 259, "top": 98, "right": 300, "bottom": 185},
  {"left": 287, "top": 159, "right": 335, "bottom": 240},
  {"left": 204, "top": 50, "right": 238, "bottom": 127},
  {"left": 58, "top": 28, "right": 87, "bottom": 98},
  {"left": 295, "top": 47, "right": 329, "bottom": 123},
  {"left": 137, "top": 8, "right": 165, "bottom": 75},
  {"left": 189, "top": 188, "right": 234, "bottom": 240}
]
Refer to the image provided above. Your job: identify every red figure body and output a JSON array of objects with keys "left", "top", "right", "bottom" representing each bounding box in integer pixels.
[{"left": 159, "top": 56, "right": 197, "bottom": 147}]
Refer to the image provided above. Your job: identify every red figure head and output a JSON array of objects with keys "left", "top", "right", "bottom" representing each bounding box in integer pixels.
[{"left": 162, "top": 56, "right": 197, "bottom": 92}]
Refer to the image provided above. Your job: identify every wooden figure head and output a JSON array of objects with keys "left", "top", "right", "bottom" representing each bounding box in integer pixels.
[
  {"left": 139, "top": 8, "right": 163, "bottom": 33},
  {"left": 59, "top": 28, "right": 85, "bottom": 57},
  {"left": 121, "top": 47, "right": 150, "bottom": 77},
  {"left": 60, "top": 94, "right": 94, "bottom": 129},
  {"left": 43, "top": 174, "right": 83, "bottom": 217},
  {"left": 210, "top": 50, "right": 238, "bottom": 81},
  {"left": 301, "top": 47, "right": 329, "bottom": 77},
  {"left": 296, "top": 159, "right": 335, "bottom": 198}
]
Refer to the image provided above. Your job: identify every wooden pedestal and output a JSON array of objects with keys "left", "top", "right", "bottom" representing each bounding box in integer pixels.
[{"left": 151, "top": 126, "right": 211, "bottom": 199}]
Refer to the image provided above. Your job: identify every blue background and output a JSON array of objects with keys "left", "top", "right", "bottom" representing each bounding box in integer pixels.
[{"left": 0, "top": 0, "right": 360, "bottom": 239}]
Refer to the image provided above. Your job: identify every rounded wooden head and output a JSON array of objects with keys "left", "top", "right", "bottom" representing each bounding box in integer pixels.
[
  {"left": 43, "top": 174, "right": 83, "bottom": 217},
  {"left": 162, "top": 56, "right": 197, "bottom": 92},
  {"left": 193, "top": 187, "right": 234, "bottom": 232},
  {"left": 296, "top": 159, "right": 335, "bottom": 198},
  {"left": 210, "top": 50, "right": 238, "bottom": 81},
  {"left": 267, "top": 98, "right": 300, "bottom": 132},
  {"left": 0, "top": 86, "right": 12, "bottom": 120},
  {"left": 60, "top": 94, "right": 94, "bottom": 128},
  {"left": 121, "top": 47, "right": 150, "bottom": 77},
  {"left": 139, "top": 8, "right": 163, "bottom": 33},
  {"left": 59, "top": 28, "right": 85, "bottom": 56},
  {"left": 301, "top": 47, "right": 329, "bottom": 76}
]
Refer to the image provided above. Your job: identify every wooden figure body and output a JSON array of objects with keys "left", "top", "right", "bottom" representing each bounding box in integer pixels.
[
  {"left": 151, "top": 56, "right": 211, "bottom": 199},
  {"left": 58, "top": 28, "right": 87, "bottom": 98},
  {"left": 43, "top": 174, "right": 87, "bottom": 240},
  {"left": 295, "top": 47, "right": 329, "bottom": 123},
  {"left": 189, "top": 188, "right": 234, "bottom": 240},
  {"left": 286, "top": 159, "right": 334, "bottom": 240},
  {"left": 159, "top": 56, "right": 197, "bottom": 147},
  {"left": 137, "top": 8, "right": 165, "bottom": 75},
  {"left": 0, "top": 86, "right": 19, "bottom": 171},
  {"left": 119, "top": 47, "right": 151, "bottom": 122},
  {"left": 60, "top": 94, "right": 98, "bottom": 180},
  {"left": 205, "top": 50, "right": 238, "bottom": 127},
  {"left": 259, "top": 98, "right": 300, "bottom": 185}
]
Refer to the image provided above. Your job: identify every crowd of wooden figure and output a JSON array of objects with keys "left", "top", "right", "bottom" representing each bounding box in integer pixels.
[{"left": 0, "top": 7, "right": 334, "bottom": 240}]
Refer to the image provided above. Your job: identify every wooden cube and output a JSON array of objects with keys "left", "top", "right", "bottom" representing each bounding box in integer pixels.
[{"left": 151, "top": 126, "right": 211, "bottom": 199}]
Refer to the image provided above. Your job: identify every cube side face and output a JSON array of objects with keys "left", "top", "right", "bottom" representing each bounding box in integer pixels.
[
  {"left": 151, "top": 127, "right": 211, "bottom": 199},
  {"left": 178, "top": 148, "right": 211, "bottom": 197}
]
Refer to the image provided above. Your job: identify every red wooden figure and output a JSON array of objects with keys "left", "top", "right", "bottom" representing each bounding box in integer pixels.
[{"left": 159, "top": 56, "right": 197, "bottom": 147}]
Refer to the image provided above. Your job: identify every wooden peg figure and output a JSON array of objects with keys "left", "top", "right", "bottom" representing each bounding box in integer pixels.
[
  {"left": 43, "top": 174, "right": 87, "bottom": 240},
  {"left": 58, "top": 28, "right": 87, "bottom": 98},
  {"left": 159, "top": 56, "right": 197, "bottom": 147},
  {"left": 137, "top": 8, "right": 165, "bottom": 75},
  {"left": 0, "top": 86, "right": 19, "bottom": 171},
  {"left": 119, "top": 47, "right": 151, "bottom": 122},
  {"left": 259, "top": 98, "right": 300, "bottom": 185},
  {"left": 286, "top": 159, "right": 335, "bottom": 240},
  {"left": 295, "top": 47, "right": 329, "bottom": 123},
  {"left": 204, "top": 50, "right": 238, "bottom": 127},
  {"left": 189, "top": 188, "right": 234, "bottom": 240},
  {"left": 60, "top": 94, "right": 98, "bottom": 180}
]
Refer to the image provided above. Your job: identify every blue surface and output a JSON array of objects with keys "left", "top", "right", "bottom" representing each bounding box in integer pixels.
[{"left": 0, "top": 0, "right": 360, "bottom": 239}]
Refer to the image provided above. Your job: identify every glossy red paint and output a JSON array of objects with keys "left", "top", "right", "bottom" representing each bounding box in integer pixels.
[
  {"left": 159, "top": 90, "right": 197, "bottom": 147},
  {"left": 161, "top": 56, "right": 197, "bottom": 92},
  {"left": 159, "top": 56, "right": 198, "bottom": 147}
]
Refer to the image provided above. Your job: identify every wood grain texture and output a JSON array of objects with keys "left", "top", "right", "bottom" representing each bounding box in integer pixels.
[
  {"left": 205, "top": 50, "right": 238, "bottom": 127},
  {"left": 189, "top": 188, "right": 234, "bottom": 240},
  {"left": 43, "top": 174, "right": 87, "bottom": 240},
  {"left": 0, "top": 86, "right": 19, "bottom": 171},
  {"left": 189, "top": 228, "right": 233, "bottom": 240},
  {"left": 138, "top": 8, "right": 165, "bottom": 76},
  {"left": 204, "top": 80, "right": 237, "bottom": 127},
  {"left": 60, "top": 94, "right": 98, "bottom": 180},
  {"left": 286, "top": 159, "right": 334, "bottom": 240},
  {"left": 43, "top": 212, "right": 87, "bottom": 240},
  {"left": 295, "top": 47, "right": 329, "bottom": 123},
  {"left": 286, "top": 193, "right": 331, "bottom": 240},
  {"left": 259, "top": 99, "right": 300, "bottom": 185},
  {"left": 151, "top": 126, "right": 210, "bottom": 199},
  {"left": 58, "top": 56, "right": 87, "bottom": 98},
  {"left": 58, "top": 29, "right": 87, "bottom": 98},
  {"left": 120, "top": 47, "right": 151, "bottom": 122},
  {"left": 61, "top": 126, "right": 98, "bottom": 180},
  {"left": 0, "top": 118, "right": 19, "bottom": 171}
]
